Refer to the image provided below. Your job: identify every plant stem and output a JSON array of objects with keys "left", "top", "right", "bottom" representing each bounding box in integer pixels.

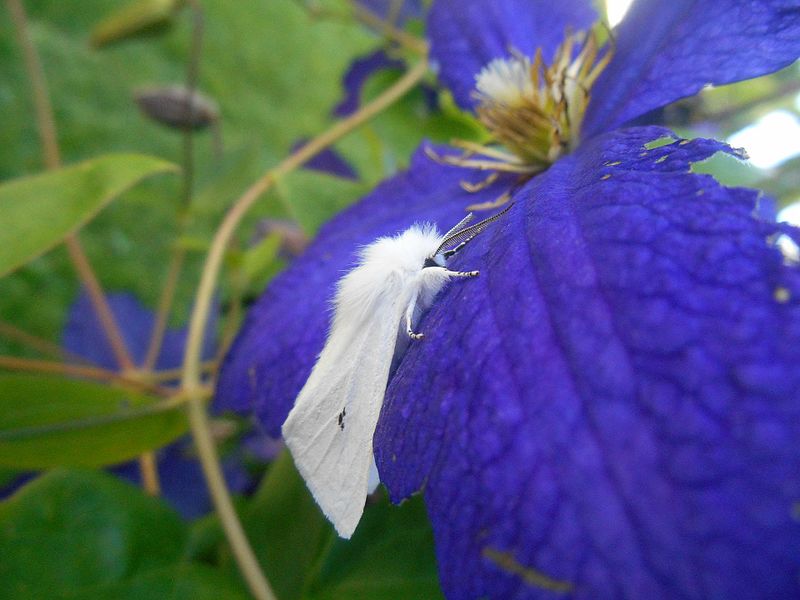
[
  {"left": 0, "top": 356, "right": 167, "bottom": 395},
  {"left": 62, "top": 237, "right": 136, "bottom": 371},
  {"left": 0, "top": 319, "right": 85, "bottom": 362},
  {"left": 143, "top": 0, "right": 205, "bottom": 371},
  {"left": 5, "top": 0, "right": 59, "bottom": 169},
  {"left": 349, "top": 0, "right": 428, "bottom": 54},
  {"left": 294, "top": 0, "right": 428, "bottom": 54},
  {"left": 6, "top": 0, "right": 157, "bottom": 491},
  {"left": 180, "top": 56, "right": 428, "bottom": 600},
  {"left": 148, "top": 360, "right": 216, "bottom": 383},
  {"left": 138, "top": 452, "right": 161, "bottom": 495},
  {"left": 143, "top": 248, "right": 186, "bottom": 370}
]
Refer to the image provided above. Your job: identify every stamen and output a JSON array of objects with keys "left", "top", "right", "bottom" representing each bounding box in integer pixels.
[
  {"left": 439, "top": 157, "right": 538, "bottom": 174},
  {"left": 466, "top": 190, "right": 513, "bottom": 212},
  {"left": 460, "top": 172, "right": 498, "bottom": 193},
  {"left": 433, "top": 29, "right": 613, "bottom": 208},
  {"left": 450, "top": 139, "right": 526, "bottom": 164},
  {"left": 475, "top": 56, "right": 534, "bottom": 107}
]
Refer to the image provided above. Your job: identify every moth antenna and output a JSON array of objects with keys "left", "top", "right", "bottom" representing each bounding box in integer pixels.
[
  {"left": 440, "top": 212, "right": 475, "bottom": 240},
  {"left": 435, "top": 202, "right": 515, "bottom": 256}
]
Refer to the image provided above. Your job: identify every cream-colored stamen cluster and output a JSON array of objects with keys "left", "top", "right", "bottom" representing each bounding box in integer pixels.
[
  {"left": 477, "top": 31, "right": 609, "bottom": 166},
  {"left": 475, "top": 56, "right": 535, "bottom": 107},
  {"left": 435, "top": 31, "right": 611, "bottom": 187}
]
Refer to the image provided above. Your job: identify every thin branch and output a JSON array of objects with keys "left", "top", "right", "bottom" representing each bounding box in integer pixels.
[
  {"left": 143, "top": 248, "right": 186, "bottom": 370},
  {"left": 5, "top": 0, "right": 59, "bottom": 167},
  {"left": 215, "top": 242, "right": 247, "bottom": 365},
  {"left": 0, "top": 355, "right": 167, "bottom": 395},
  {"left": 348, "top": 0, "right": 428, "bottom": 54},
  {"left": 138, "top": 452, "right": 161, "bottom": 495},
  {"left": 143, "top": 0, "right": 205, "bottom": 371},
  {"left": 0, "top": 391, "right": 191, "bottom": 441},
  {"left": 0, "top": 319, "right": 86, "bottom": 362},
  {"left": 180, "top": 56, "right": 429, "bottom": 600},
  {"left": 294, "top": 0, "right": 428, "bottom": 54},
  {"left": 182, "top": 0, "right": 203, "bottom": 210},
  {"left": 63, "top": 238, "right": 136, "bottom": 371},
  {"left": 148, "top": 360, "right": 216, "bottom": 383}
]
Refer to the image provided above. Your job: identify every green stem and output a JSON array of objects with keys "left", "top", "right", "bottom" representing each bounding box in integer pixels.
[{"left": 143, "top": 0, "right": 205, "bottom": 371}]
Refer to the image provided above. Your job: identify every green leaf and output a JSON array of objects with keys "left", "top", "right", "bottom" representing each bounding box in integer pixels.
[
  {"left": 0, "top": 0, "right": 374, "bottom": 343},
  {"left": 0, "top": 470, "right": 248, "bottom": 599},
  {"left": 275, "top": 170, "right": 369, "bottom": 236},
  {"left": 0, "top": 153, "right": 176, "bottom": 278},
  {"left": 90, "top": 0, "right": 182, "bottom": 48},
  {"left": 0, "top": 374, "right": 187, "bottom": 469},
  {"left": 240, "top": 450, "right": 334, "bottom": 600},
  {"left": 304, "top": 493, "right": 444, "bottom": 600},
  {"left": 337, "top": 74, "right": 484, "bottom": 186},
  {"left": 0, "top": 468, "right": 21, "bottom": 490},
  {"left": 93, "top": 564, "right": 251, "bottom": 600},
  {"left": 690, "top": 152, "right": 762, "bottom": 187},
  {"left": 241, "top": 232, "right": 283, "bottom": 283},
  {"left": 756, "top": 154, "right": 800, "bottom": 207},
  {"left": 234, "top": 451, "right": 443, "bottom": 600},
  {"left": 0, "top": 469, "right": 182, "bottom": 596}
]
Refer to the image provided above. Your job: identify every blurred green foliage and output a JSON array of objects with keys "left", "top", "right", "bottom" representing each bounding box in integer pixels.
[
  {"left": 0, "top": 0, "right": 377, "bottom": 348},
  {"left": 0, "top": 153, "right": 175, "bottom": 277},
  {"left": 0, "top": 374, "right": 187, "bottom": 468},
  {"left": 0, "top": 469, "right": 250, "bottom": 599},
  {"left": 1, "top": 0, "right": 798, "bottom": 598},
  {"left": 0, "top": 0, "right": 453, "bottom": 596}
]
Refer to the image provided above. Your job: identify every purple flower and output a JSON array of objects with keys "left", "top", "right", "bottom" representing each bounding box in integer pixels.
[
  {"left": 333, "top": 49, "right": 406, "bottom": 118},
  {"left": 333, "top": 48, "right": 439, "bottom": 119},
  {"left": 63, "top": 291, "right": 253, "bottom": 519},
  {"left": 62, "top": 291, "right": 217, "bottom": 372},
  {"left": 289, "top": 139, "right": 358, "bottom": 180},
  {"left": 218, "top": 1, "right": 800, "bottom": 597}
]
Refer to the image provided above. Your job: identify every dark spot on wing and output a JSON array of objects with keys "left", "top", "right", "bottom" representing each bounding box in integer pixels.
[{"left": 337, "top": 407, "right": 346, "bottom": 431}]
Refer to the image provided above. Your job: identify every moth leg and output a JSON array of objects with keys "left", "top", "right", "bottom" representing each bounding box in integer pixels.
[
  {"left": 405, "top": 293, "right": 424, "bottom": 340},
  {"left": 448, "top": 269, "right": 480, "bottom": 278},
  {"left": 442, "top": 241, "right": 468, "bottom": 259}
]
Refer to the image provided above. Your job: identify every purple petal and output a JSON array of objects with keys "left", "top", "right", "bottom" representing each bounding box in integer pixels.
[
  {"left": 113, "top": 435, "right": 253, "bottom": 519},
  {"left": 215, "top": 143, "right": 515, "bottom": 434},
  {"left": 0, "top": 472, "right": 34, "bottom": 500},
  {"left": 584, "top": 0, "right": 800, "bottom": 137},
  {"left": 62, "top": 291, "right": 216, "bottom": 371},
  {"left": 428, "top": 0, "right": 596, "bottom": 110},
  {"left": 333, "top": 49, "right": 406, "bottom": 118},
  {"left": 290, "top": 139, "right": 358, "bottom": 180},
  {"left": 61, "top": 293, "right": 227, "bottom": 517},
  {"left": 62, "top": 292, "right": 156, "bottom": 370},
  {"left": 376, "top": 126, "right": 800, "bottom": 598}
]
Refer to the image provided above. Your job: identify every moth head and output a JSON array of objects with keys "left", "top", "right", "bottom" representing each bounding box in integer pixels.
[{"left": 424, "top": 203, "right": 514, "bottom": 268}]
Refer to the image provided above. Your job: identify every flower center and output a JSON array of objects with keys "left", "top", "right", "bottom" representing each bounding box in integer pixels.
[
  {"left": 473, "top": 30, "right": 610, "bottom": 169},
  {"left": 475, "top": 57, "right": 535, "bottom": 107}
]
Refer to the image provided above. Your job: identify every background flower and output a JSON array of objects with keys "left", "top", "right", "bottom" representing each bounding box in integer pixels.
[{"left": 62, "top": 291, "right": 255, "bottom": 519}]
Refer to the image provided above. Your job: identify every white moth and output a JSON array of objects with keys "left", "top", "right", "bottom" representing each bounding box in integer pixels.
[{"left": 282, "top": 205, "right": 512, "bottom": 538}]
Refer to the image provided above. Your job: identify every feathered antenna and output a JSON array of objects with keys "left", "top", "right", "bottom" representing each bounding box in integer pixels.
[
  {"left": 434, "top": 202, "right": 514, "bottom": 257},
  {"left": 440, "top": 212, "right": 475, "bottom": 240}
]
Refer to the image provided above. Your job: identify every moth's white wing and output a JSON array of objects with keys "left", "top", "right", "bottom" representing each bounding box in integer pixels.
[{"left": 282, "top": 272, "right": 412, "bottom": 538}]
